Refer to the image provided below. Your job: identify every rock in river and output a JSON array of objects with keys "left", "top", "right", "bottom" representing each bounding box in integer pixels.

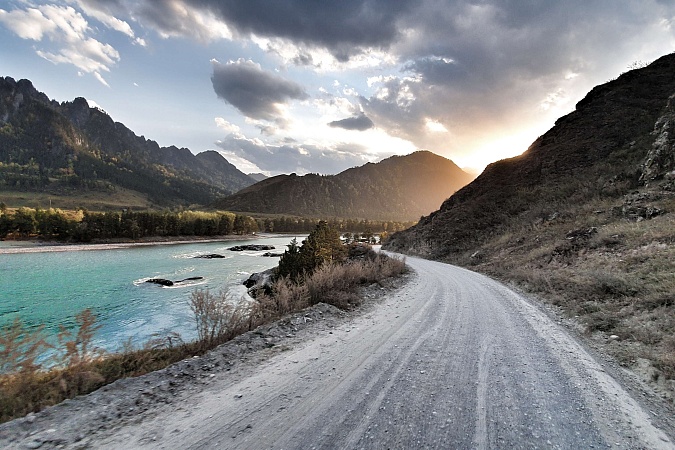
[
  {"left": 194, "top": 254, "right": 225, "bottom": 259},
  {"left": 175, "top": 276, "right": 204, "bottom": 283},
  {"left": 243, "top": 268, "right": 276, "bottom": 289},
  {"left": 145, "top": 276, "right": 204, "bottom": 286},
  {"left": 229, "top": 245, "right": 276, "bottom": 252},
  {"left": 146, "top": 278, "right": 174, "bottom": 287}
]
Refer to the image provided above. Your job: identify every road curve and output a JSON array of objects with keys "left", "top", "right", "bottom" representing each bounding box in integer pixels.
[{"left": 89, "top": 255, "right": 673, "bottom": 449}]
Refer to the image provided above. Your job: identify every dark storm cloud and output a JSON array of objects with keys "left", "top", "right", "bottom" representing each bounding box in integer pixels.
[
  {"left": 189, "top": 0, "right": 412, "bottom": 60},
  {"left": 216, "top": 135, "right": 377, "bottom": 174},
  {"left": 211, "top": 59, "right": 308, "bottom": 121},
  {"left": 328, "top": 114, "right": 374, "bottom": 131}
]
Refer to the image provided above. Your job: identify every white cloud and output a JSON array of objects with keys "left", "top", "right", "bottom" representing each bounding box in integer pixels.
[
  {"left": 313, "top": 94, "right": 358, "bottom": 118},
  {"left": 540, "top": 89, "right": 569, "bottom": 112},
  {"left": 1, "top": 4, "right": 120, "bottom": 77},
  {"left": 92, "top": 71, "right": 110, "bottom": 87},
  {"left": 216, "top": 132, "right": 380, "bottom": 175},
  {"left": 0, "top": 7, "right": 56, "bottom": 40},
  {"left": 215, "top": 117, "right": 242, "bottom": 135},
  {"left": 342, "top": 87, "right": 358, "bottom": 97},
  {"left": 70, "top": 0, "right": 135, "bottom": 38}
]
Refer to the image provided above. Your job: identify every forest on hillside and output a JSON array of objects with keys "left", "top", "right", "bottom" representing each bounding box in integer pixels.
[{"left": 0, "top": 206, "right": 414, "bottom": 242}]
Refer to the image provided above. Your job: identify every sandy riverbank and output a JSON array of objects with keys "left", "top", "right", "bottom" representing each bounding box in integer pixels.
[{"left": 0, "top": 234, "right": 274, "bottom": 255}]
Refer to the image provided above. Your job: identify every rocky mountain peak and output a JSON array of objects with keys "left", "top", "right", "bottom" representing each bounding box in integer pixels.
[{"left": 65, "top": 97, "right": 93, "bottom": 128}]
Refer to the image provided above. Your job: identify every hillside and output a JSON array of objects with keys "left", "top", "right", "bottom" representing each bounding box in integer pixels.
[
  {"left": 211, "top": 151, "right": 474, "bottom": 221},
  {"left": 247, "top": 173, "right": 268, "bottom": 182},
  {"left": 385, "top": 53, "right": 675, "bottom": 393},
  {"left": 0, "top": 77, "right": 255, "bottom": 208}
]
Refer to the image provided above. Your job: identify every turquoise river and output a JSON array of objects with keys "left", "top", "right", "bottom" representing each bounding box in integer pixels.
[{"left": 0, "top": 235, "right": 300, "bottom": 353}]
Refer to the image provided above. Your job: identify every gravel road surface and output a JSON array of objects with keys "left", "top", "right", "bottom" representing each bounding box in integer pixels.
[{"left": 2, "top": 255, "right": 674, "bottom": 449}]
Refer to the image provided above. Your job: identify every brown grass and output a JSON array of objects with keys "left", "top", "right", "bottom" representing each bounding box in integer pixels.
[
  {"left": 0, "top": 300, "right": 253, "bottom": 423},
  {"left": 0, "top": 310, "right": 109, "bottom": 422},
  {"left": 190, "top": 289, "right": 251, "bottom": 348},
  {"left": 256, "top": 250, "right": 407, "bottom": 313},
  {"left": 460, "top": 183, "right": 675, "bottom": 390}
]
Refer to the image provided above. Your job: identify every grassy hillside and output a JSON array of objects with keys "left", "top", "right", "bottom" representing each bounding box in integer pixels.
[{"left": 385, "top": 53, "right": 675, "bottom": 396}]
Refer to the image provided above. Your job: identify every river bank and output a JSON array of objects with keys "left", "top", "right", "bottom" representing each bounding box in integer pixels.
[{"left": 0, "top": 234, "right": 280, "bottom": 254}]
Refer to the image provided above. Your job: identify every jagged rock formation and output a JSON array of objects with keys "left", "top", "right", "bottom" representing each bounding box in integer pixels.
[
  {"left": 642, "top": 93, "right": 675, "bottom": 185},
  {"left": 212, "top": 151, "right": 474, "bottom": 221},
  {"left": 0, "top": 77, "right": 255, "bottom": 206}
]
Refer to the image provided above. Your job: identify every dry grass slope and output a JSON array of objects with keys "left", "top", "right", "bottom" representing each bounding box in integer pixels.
[{"left": 461, "top": 182, "right": 675, "bottom": 392}]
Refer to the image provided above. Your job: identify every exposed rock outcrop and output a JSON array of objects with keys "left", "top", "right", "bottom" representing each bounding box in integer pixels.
[
  {"left": 229, "top": 245, "right": 276, "bottom": 252},
  {"left": 145, "top": 276, "right": 203, "bottom": 286},
  {"left": 642, "top": 93, "right": 675, "bottom": 184}
]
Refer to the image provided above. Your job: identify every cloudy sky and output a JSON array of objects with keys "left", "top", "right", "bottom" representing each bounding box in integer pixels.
[{"left": 1, "top": 1, "right": 674, "bottom": 176}]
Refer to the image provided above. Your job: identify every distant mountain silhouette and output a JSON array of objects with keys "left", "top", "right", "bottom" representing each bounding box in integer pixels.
[
  {"left": 212, "top": 151, "right": 474, "bottom": 221},
  {"left": 0, "top": 77, "right": 255, "bottom": 206},
  {"left": 385, "top": 52, "right": 675, "bottom": 257}
]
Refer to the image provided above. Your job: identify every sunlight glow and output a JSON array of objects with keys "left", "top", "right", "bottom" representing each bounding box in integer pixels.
[
  {"left": 453, "top": 130, "right": 542, "bottom": 174},
  {"left": 425, "top": 118, "right": 448, "bottom": 133}
]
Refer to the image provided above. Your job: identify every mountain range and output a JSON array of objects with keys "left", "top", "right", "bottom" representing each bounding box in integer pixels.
[
  {"left": 1, "top": 77, "right": 472, "bottom": 219},
  {"left": 211, "top": 151, "right": 474, "bottom": 221},
  {"left": 0, "top": 77, "right": 255, "bottom": 207}
]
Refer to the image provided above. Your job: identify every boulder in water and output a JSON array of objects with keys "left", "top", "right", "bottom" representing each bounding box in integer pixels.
[
  {"left": 229, "top": 245, "right": 276, "bottom": 252},
  {"left": 146, "top": 278, "right": 174, "bottom": 286},
  {"left": 243, "top": 268, "right": 276, "bottom": 289},
  {"left": 175, "top": 276, "right": 204, "bottom": 283}
]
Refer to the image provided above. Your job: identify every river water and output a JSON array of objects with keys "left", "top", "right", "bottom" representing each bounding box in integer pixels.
[{"left": 0, "top": 235, "right": 299, "bottom": 353}]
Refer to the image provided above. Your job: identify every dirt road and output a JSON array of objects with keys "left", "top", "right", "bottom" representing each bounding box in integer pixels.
[{"left": 3, "top": 255, "right": 674, "bottom": 448}]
